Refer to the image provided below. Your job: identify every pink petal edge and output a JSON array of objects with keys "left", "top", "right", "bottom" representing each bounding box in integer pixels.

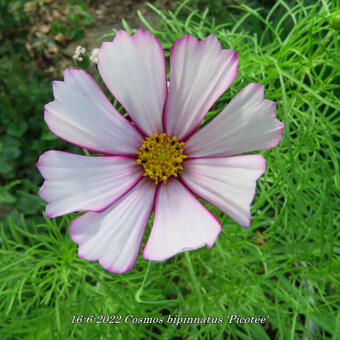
[
  {"left": 163, "top": 34, "right": 238, "bottom": 141},
  {"left": 69, "top": 178, "right": 156, "bottom": 273},
  {"left": 143, "top": 179, "right": 222, "bottom": 261},
  {"left": 180, "top": 155, "right": 266, "bottom": 228},
  {"left": 45, "top": 68, "right": 144, "bottom": 155},
  {"left": 98, "top": 29, "right": 167, "bottom": 136},
  {"left": 36, "top": 150, "right": 143, "bottom": 218},
  {"left": 184, "top": 83, "right": 285, "bottom": 157}
]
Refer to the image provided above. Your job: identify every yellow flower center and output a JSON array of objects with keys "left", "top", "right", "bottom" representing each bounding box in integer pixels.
[{"left": 136, "top": 133, "right": 187, "bottom": 184}]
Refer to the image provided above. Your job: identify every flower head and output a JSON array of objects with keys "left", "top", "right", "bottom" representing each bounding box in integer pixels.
[{"left": 37, "top": 29, "right": 284, "bottom": 273}]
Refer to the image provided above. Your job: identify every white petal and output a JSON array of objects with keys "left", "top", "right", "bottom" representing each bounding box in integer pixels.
[
  {"left": 143, "top": 179, "right": 221, "bottom": 261},
  {"left": 185, "top": 83, "right": 284, "bottom": 157},
  {"left": 45, "top": 69, "right": 143, "bottom": 155},
  {"left": 70, "top": 178, "right": 156, "bottom": 273},
  {"left": 37, "top": 151, "right": 143, "bottom": 218},
  {"left": 181, "top": 155, "right": 266, "bottom": 227},
  {"left": 164, "top": 35, "right": 238, "bottom": 140},
  {"left": 98, "top": 29, "right": 167, "bottom": 136}
]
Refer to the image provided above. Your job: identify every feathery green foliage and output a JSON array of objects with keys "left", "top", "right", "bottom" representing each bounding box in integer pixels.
[{"left": 1, "top": 0, "right": 339, "bottom": 338}]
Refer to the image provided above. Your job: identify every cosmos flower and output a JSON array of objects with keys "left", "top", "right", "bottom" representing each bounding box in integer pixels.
[{"left": 37, "top": 29, "right": 284, "bottom": 273}]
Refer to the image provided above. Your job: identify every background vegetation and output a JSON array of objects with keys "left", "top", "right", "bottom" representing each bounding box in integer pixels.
[{"left": 0, "top": 0, "right": 339, "bottom": 339}]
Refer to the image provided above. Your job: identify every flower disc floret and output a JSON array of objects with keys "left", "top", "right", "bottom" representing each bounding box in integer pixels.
[{"left": 136, "top": 133, "right": 187, "bottom": 184}]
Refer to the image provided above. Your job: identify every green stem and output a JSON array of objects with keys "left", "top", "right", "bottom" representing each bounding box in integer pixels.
[
  {"left": 135, "top": 262, "right": 179, "bottom": 305},
  {"left": 185, "top": 252, "right": 205, "bottom": 316}
]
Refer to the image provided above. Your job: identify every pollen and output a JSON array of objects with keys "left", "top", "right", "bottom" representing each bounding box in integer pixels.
[{"left": 136, "top": 133, "right": 187, "bottom": 184}]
